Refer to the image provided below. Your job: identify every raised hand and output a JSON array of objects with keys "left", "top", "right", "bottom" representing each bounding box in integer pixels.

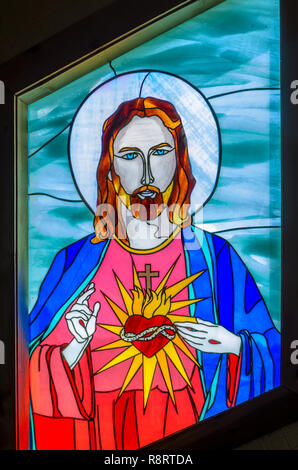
[
  {"left": 65, "top": 283, "right": 100, "bottom": 343},
  {"left": 62, "top": 283, "right": 100, "bottom": 369},
  {"left": 175, "top": 318, "right": 241, "bottom": 356}
]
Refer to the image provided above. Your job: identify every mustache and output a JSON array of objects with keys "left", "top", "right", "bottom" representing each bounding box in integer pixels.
[
  {"left": 132, "top": 185, "right": 161, "bottom": 197},
  {"left": 129, "top": 189, "right": 164, "bottom": 221}
]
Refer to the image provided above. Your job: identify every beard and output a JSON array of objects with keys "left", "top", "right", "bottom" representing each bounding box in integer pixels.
[{"left": 128, "top": 185, "right": 166, "bottom": 221}]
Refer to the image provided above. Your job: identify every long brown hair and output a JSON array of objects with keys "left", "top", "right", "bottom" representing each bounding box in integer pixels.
[{"left": 92, "top": 97, "right": 195, "bottom": 243}]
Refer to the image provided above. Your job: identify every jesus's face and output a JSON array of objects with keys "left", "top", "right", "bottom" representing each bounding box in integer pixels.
[{"left": 112, "top": 115, "right": 177, "bottom": 202}]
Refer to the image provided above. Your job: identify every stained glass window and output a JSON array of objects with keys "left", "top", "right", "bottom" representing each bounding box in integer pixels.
[{"left": 27, "top": 0, "right": 280, "bottom": 450}]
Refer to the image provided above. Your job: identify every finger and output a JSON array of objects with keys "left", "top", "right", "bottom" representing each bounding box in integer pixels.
[
  {"left": 86, "top": 282, "right": 95, "bottom": 289},
  {"left": 176, "top": 323, "right": 208, "bottom": 334},
  {"left": 82, "top": 284, "right": 95, "bottom": 305},
  {"left": 65, "top": 310, "right": 89, "bottom": 321},
  {"left": 92, "top": 302, "right": 101, "bottom": 317},
  {"left": 195, "top": 317, "right": 218, "bottom": 328},
  {"left": 86, "top": 316, "right": 96, "bottom": 336},
  {"left": 80, "top": 283, "right": 95, "bottom": 295},
  {"left": 77, "top": 287, "right": 95, "bottom": 304},
  {"left": 175, "top": 322, "right": 208, "bottom": 334},
  {"left": 178, "top": 329, "right": 207, "bottom": 343},
  {"left": 78, "top": 291, "right": 94, "bottom": 307},
  {"left": 77, "top": 286, "right": 95, "bottom": 305},
  {"left": 71, "top": 304, "right": 93, "bottom": 317},
  {"left": 176, "top": 327, "right": 206, "bottom": 340},
  {"left": 86, "top": 303, "right": 100, "bottom": 336}
]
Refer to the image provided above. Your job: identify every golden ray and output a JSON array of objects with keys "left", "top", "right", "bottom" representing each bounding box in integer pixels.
[
  {"left": 94, "top": 345, "right": 140, "bottom": 374},
  {"left": 163, "top": 342, "right": 192, "bottom": 389},
  {"left": 156, "top": 350, "right": 175, "bottom": 406},
  {"left": 155, "top": 256, "right": 180, "bottom": 294},
  {"left": 113, "top": 272, "right": 133, "bottom": 315},
  {"left": 97, "top": 324, "right": 123, "bottom": 335},
  {"left": 118, "top": 354, "right": 143, "bottom": 397},
  {"left": 132, "top": 259, "right": 142, "bottom": 290},
  {"left": 102, "top": 293, "right": 129, "bottom": 325},
  {"left": 168, "top": 298, "right": 204, "bottom": 313},
  {"left": 172, "top": 335, "right": 200, "bottom": 368},
  {"left": 94, "top": 339, "right": 129, "bottom": 351},
  {"left": 167, "top": 315, "right": 198, "bottom": 324},
  {"left": 165, "top": 270, "right": 205, "bottom": 299},
  {"left": 143, "top": 355, "right": 158, "bottom": 408}
]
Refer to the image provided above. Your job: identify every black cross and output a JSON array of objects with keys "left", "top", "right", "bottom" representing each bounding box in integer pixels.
[{"left": 138, "top": 264, "right": 159, "bottom": 293}]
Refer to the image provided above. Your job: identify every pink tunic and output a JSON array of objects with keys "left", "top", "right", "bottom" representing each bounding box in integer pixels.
[{"left": 30, "top": 234, "right": 241, "bottom": 450}]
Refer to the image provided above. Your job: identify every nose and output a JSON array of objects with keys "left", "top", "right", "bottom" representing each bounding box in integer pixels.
[{"left": 141, "top": 154, "right": 155, "bottom": 186}]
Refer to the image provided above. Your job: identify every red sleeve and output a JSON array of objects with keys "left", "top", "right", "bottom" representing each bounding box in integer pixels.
[
  {"left": 226, "top": 352, "right": 242, "bottom": 408},
  {"left": 30, "top": 343, "right": 95, "bottom": 420},
  {"left": 60, "top": 345, "right": 95, "bottom": 419}
]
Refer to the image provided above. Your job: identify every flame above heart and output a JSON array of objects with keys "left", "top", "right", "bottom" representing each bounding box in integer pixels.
[{"left": 122, "top": 288, "right": 176, "bottom": 358}]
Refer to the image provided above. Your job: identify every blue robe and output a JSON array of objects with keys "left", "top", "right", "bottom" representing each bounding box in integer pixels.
[{"left": 29, "top": 224, "right": 280, "bottom": 427}]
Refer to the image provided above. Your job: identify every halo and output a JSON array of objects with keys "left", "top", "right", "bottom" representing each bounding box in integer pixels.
[{"left": 68, "top": 70, "right": 221, "bottom": 214}]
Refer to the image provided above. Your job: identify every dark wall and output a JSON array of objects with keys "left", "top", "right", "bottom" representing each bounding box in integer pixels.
[{"left": 0, "top": 0, "right": 117, "bottom": 65}]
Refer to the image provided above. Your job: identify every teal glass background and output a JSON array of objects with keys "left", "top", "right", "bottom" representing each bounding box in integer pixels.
[{"left": 28, "top": 0, "right": 280, "bottom": 328}]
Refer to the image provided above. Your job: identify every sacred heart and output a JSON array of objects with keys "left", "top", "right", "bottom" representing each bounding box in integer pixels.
[{"left": 124, "top": 315, "right": 176, "bottom": 358}]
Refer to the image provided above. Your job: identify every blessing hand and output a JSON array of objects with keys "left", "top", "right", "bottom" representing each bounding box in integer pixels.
[
  {"left": 62, "top": 283, "right": 100, "bottom": 369},
  {"left": 175, "top": 318, "right": 241, "bottom": 356},
  {"left": 65, "top": 282, "right": 100, "bottom": 343}
]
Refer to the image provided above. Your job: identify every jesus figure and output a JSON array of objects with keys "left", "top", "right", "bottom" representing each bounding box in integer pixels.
[{"left": 29, "top": 96, "right": 280, "bottom": 450}]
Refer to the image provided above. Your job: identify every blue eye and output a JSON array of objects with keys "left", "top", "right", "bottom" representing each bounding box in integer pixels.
[
  {"left": 153, "top": 149, "right": 169, "bottom": 156},
  {"left": 124, "top": 152, "right": 137, "bottom": 160}
]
